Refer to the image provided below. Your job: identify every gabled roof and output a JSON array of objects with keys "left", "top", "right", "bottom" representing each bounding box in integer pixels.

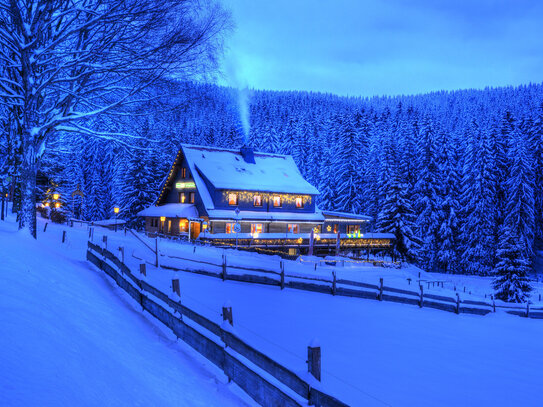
[{"left": 181, "top": 144, "right": 319, "bottom": 196}]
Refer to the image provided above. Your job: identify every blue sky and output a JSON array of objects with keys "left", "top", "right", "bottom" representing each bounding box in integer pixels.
[{"left": 219, "top": 0, "right": 543, "bottom": 97}]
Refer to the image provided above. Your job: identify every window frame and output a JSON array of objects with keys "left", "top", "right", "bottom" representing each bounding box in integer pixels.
[
  {"left": 228, "top": 193, "right": 238, "bottom": 206},
  {"left": 253, "top": 194, "right": 263, "bottom": 207},
  {"left": 272, "top": 195, "right": 282, "bottom": 208},
  {"left": 226, "top": 222, "right": 234, "bottom": 234},
  {"left": 295, "top": 197, "right": 304, "bottom": 209},
  {"left": 287, "top": 224, "right": 299, "bottom": 234},
  {"left": 251, "top": 223, "right": 263, "bottom": 234}
]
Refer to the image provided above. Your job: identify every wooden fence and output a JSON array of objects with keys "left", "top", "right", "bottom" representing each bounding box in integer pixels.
[
  {"left": 87, "top": 241, "right": 349, "bottom": 407},
  {"left": 139, "top": 249, "right": 543, "bottom": 319}
]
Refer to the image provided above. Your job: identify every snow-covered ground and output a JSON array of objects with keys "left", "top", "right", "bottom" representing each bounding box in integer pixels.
[
  {"left": 4, "top": 214, "right": 543, "bottom": 407},
  {"left": 0, "top": 211, "right": 256, "bottom": 407}
]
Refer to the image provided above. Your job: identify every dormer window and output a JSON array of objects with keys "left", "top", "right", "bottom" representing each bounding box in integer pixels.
[
  {"left": 295, "top": 197, "right": 304, "bottom": 208},
  {"left": 273, "top": 196, "right": 282, "bottom": 207},
  {"left": 228, "top": 193, "right": 238, "bottom": 206},
  {"left": 253, "top": 195, "right": 262, "bottom": 207}
]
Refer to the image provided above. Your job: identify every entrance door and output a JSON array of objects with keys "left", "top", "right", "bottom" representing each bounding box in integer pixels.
[{"left": 191, "top": 222, "right": 201, "bottom": 239}]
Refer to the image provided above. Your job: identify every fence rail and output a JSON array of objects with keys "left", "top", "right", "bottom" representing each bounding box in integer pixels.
[
  {"left": 87, "top": 241, "right": 348, "bottom": 407},
  {"left": 148, "top": 247, "right": 543, "bottom": 319}
]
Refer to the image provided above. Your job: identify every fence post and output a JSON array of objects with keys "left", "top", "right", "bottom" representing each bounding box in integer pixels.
[
  {"left": 307, "top": 339, "right": 321, "bottom": 382},
  {"left": 172, "top": 279, "right": 180, "bottom": 297},
  {"left": 280, "top": 261, "right": 285, "bottom": 290},
  {"left": 222, "top": 254, "right": 227, "bottom": 281},
  {"left": 379, "top": 278, "right": 384, "bottom": 301},
  {"left": 332, "top": 271, "right": 337, "bottom": 296},
  {"left": 155, "top": 237, "right": 159, "bottom": 267},
  {"left": 491, "top": 295, "right": 495, "bottom": 312},
  {"left": 139, "top": 262, "right": 146, "bottom": 276},
  {"left": 526, "top": 302, "right": 530, "bottom": 318},
  {"left": 222, "top": 303, "right": 233, "bottom": 326},
  {"left": 118, "top": 246, "right": 125, "bottom": 264},
  {"left": 62, "top": 230, "right": 67, "bottom": 243},
  {"left": 102, "top": 235, "right": 107, "bottom": 250},
  {"left": 43, "top": 222, "right": 48, "bottom": 232},
  {"left": 419, "top": 285, "right": 424, "bottom": 308},
  {"left": 455, "top": 293, "right": 460, "bottom": 314}
]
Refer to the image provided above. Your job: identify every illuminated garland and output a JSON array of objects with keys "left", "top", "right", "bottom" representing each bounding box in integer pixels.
[{"left": 157, "top": 149, "right": 183, "bottom": 206}]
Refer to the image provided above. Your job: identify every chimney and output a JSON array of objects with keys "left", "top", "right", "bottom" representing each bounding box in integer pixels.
[{"left": 240, "top": 145, "right": 255, "bottom": 164}]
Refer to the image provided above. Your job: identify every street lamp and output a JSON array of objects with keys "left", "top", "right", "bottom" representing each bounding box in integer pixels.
[
  {"left": 114, "top": 206, "right": 119, "bottom": 232},
  {"left": 53, "top": 193, "right": 60, "bottom": 200}
]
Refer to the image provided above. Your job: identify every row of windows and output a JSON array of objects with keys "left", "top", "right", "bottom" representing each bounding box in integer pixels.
[
  {"left": 228, "top": 193, "right": 304, "bottom": 209},
  {"left": 179, "top": 192, "right": 195, "bottom": 204},
  {"left": 224, "top": 223, "right": 300, "bottom": 234}
]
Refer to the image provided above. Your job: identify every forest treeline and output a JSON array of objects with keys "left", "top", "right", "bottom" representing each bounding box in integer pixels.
[{"left": 39, "top": 80, "right": 543, "bottom": 276}]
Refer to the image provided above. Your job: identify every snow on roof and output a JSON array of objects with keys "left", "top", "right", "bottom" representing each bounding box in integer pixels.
[
  {"left": 181, "top": 144, "right": 319, "bottom": 195},
  {"left": 137, "top": 203, "right": 199, "bottom": 218},
  {"left": 205, "top": 209, "right": 325, "bottom": 222},
  {"left": 322, "top": 210, "right": 373, "bottom": 222}
]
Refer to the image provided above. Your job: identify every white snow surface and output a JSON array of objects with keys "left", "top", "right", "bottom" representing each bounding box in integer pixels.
[
  {"left": 182, "top": 144, "right": 320, "bottom": 195},
  {"left": 137, "top": 203, "right": 199, "bottom": 218},
  {"left": 0, "top": 213, "right": 255, "bottom": 407},
  {"left": 5, "top": 214, "right": 543, "bottom": 407}
]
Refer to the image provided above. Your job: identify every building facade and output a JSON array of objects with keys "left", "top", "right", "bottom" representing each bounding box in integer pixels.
[{"left": 138, "top": 144, "right": 394, "bottom": 256}]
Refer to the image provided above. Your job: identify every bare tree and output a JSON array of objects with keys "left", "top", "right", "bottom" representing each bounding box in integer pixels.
[{"left": 0, "top": 0, "right": 230, "bottom": 237}]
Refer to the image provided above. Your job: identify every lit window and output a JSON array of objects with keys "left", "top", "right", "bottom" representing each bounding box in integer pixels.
[
  {"left": 251, "top": 224, "right": 263, "bottom": 234},
  {"left": 181, "top": 168, "right": 186, "bottom": 178},
  {"left": 179, "top": 219, "right": 188, "bottom": 232},
  {"left": 295, "top": 197, "right": 303, "bottom": 208},
  {"left": 228, "top": 193, "right": 238, "bottom": 205},
  {"left": 226, "top": 223, "right": 234, "bottom": 234},
  {"left": 189, "top": 192, "right": 195, "bottom": 203},
  {"left": 253, "top": 195, "right": 262, "bottom": 207},
  {"left": 347, "top": 225, "right": 360, "bottom": 234},
  {"left": 333, "top": 224, "right": 338, "bottom": 234},
  {"left": 273, "top": 196, "right": 281, "bottom": 207},
  {"left": 179, "top": 192, "right": 186, "bottom": 203},
  {"left": 287, "top": 224, "right": 299, "bottom": 233}
]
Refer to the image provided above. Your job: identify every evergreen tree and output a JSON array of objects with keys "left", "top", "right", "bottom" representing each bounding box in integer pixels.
[{"left": 492, "top": 227, "right": 532, "bottom": 303}]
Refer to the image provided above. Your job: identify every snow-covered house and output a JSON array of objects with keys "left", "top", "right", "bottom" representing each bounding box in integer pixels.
[{"left": 138, "top": 144, "right": 394, "bottom": 255}]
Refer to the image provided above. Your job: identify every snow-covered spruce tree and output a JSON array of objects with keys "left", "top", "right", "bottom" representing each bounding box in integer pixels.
[
  {"left": 334, "top": 113, "right": 363, "bottom": 214},
  {"left": 505, "top": 126, "right": 535, "bottom": 262},
  {"left": 413, "top": 116, "right": 441, "bottom": 271},
  {"left": 459, "top": 120, "right": 496, "bottom": 275},
  {"left": 529, "top": 104, "right": 543, "bottom": 246},
  {"left": 0, "top": 0, "right": 230, "bottom": 238},
  {"left": 376, "top": 136, "right": 420, "bottom": 262},
  {"left": 492, "top": 227, "right": 532, "bottom": 303}
]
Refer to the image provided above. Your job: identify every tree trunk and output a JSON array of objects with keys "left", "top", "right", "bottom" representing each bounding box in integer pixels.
[{"left": 19, "top": 143, "right": 38, "bottom": 239}]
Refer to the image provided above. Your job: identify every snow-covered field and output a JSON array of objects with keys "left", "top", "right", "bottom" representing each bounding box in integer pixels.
[
  {"left": 4, "top": 213, "right": 543, "bottom": 407},
  {"left": 0, "top": 212, "right": 256, "bottom": 407}
]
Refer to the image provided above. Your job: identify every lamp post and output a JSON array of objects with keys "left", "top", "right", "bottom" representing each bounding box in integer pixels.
[{"left": 114, "top": 207, "right": 120, "bottom": 232}]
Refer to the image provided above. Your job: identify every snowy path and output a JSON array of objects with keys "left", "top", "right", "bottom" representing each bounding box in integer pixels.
[{"left": 0, "top": 218, "right": 255, "bottom": 407}]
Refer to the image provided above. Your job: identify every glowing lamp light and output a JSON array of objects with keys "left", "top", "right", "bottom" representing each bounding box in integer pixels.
[
  {"left": 114, "top": 207, "right": 120, "bottom": 214},
  {"left": 44, "top": 202, "right": 50, "bottom": 207},
  {"left": 160, "top": 216, "right": 166, "bottom": 222},
  {"left": 326, "top": 225, "right": 332, "bottom": 232},
  {"left": 53, "top": 193, "right": 59, "bottom": 200},
  {"left": 55, "top": 202, "right": 60, "bottom": 208}
]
